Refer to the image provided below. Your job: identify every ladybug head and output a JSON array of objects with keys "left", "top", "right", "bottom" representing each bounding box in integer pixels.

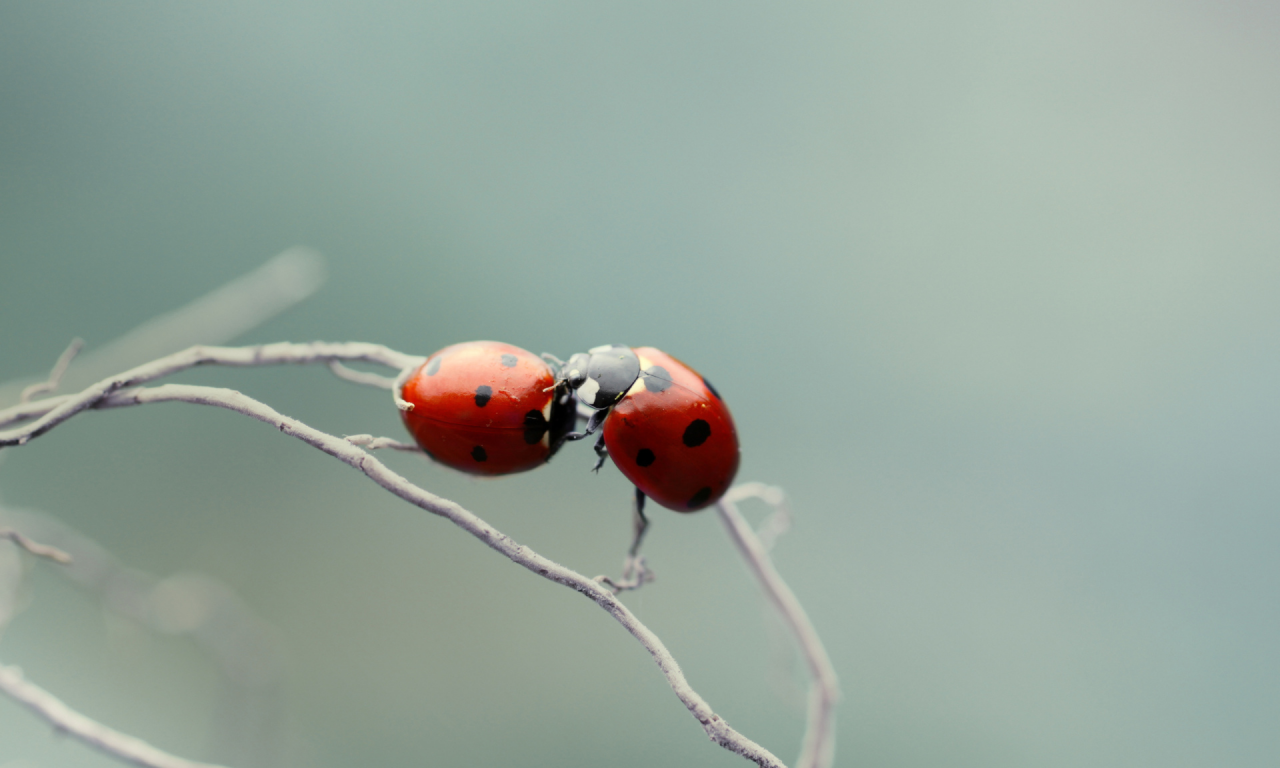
[{"left": 559, "top": 344, "right": 641, "bottom": 410}]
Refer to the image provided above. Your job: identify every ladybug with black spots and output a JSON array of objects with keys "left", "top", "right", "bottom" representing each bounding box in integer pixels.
[
  {"left": 558, "top": 344, "right": 740, "bottom": 530},
  {"left": 399, "top": 341, "right": 575, "bottom": 475}
]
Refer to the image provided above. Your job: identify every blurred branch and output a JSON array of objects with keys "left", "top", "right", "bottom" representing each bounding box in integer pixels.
[
  {"left": 1, "top": 506, "right": 292, "bottom": 767},
  {"left": 19, "top": 338, "right": 84, "bottom": 404},
  {"left": 0, "top": 663, "right": 229, "bottom": 768},
  {"left": 719, "top": 486, "right": 841, "bottom": 768},
  {"left": 0, "top": 347, "right": 790, "bottom": 768},
  {"left": 0, "top": 522, "right": 236, "bottom": 768},
  {"left": 0, "top": 528, "right": 72, "bottom": 564},
  {"left": 0, "top": 247, "right": 327, "bottom": 408}
]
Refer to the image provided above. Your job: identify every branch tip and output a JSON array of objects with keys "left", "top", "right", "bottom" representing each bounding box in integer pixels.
[{"left": 0, "top": 529, "right": 72, "bottom": 564}]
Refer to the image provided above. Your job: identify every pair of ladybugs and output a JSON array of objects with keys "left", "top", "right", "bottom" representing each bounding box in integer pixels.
[{"left": 398, "top": 341, "right": 740, "bottom": 521}]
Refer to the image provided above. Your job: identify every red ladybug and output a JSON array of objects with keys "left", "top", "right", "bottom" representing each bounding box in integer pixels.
[
  {"left": 400, "top": 341, "right": 575, "bottom": 475},
  {"left": 559, "top": 345, "right": 739, "bottom": 513}
]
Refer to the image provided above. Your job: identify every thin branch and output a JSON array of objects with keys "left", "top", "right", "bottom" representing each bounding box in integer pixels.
[
  {"left": 344, "top": 434, "right": 424, "bottom": 452},
  {"left": 17, "top": 378, "right": 787, "bottom": 768},
  {"left": 327, "top": 360, "right": 398, "bottom": 390},
  {"left": 717, "top": 490, "right": 841, "bottom": 768},
  {"left": 0, "top": 664, "right": 229, "bottom": 768},
  {"left": 19, "top": 338, "right": 84, "bottom": 404},
  {"left": 0, "top": 528, "right": 72, "bottom": 564},
  {"left": 392, "top": 364, "right": 417, "bottom": 411}
]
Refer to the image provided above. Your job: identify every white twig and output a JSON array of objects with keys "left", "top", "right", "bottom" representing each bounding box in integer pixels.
[
  {"left": 327, "top": 360, "right": 398, "bottom": 390},
  {"left": 7, "top": 372, "right": 788, "bottom": 768},
  {"left": 19, "top": 338, "right": 84, "bottom": 404},
  {"left": 392, "top": 364, "right": 418, "bottom": 411},
  {"left": 0, "top": 528, "right": 72, "bottom": 564},
  {"left": 0, "top": 664, "right": 229, "bottom": 768},
  {"left": 727, "top": 482, "right": 793, "bottom": 553},
  {"left": 717, "top": 489, "right": 841, "bottom": 768},
  {"left": 344, "top": 434, "right": 424, "bottom": 452}
]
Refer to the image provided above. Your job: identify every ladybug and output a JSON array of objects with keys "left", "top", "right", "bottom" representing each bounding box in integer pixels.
[
  {"left": 400, "top": 341, "right": 575, "bottom": 475},
  {"left": 559, "top": 345, "right": 739, "bottom": 516}
]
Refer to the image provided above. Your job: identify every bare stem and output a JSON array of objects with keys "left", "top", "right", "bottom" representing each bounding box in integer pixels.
[
  {"left": 0, "top": 664, "right": 229, "bottom": 768},
  {"left": 717, "top": 490, "right": 841, "bottom": 768}
]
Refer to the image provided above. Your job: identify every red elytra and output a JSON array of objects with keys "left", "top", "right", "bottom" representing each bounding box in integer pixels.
[
  {"left": 602, "top": 347, "right": 740, "bottom": 511},
  {"left": 399, "top": 341, "right": 574, "bottom": 476}
]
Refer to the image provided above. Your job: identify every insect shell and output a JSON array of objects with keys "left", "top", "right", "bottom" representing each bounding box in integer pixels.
[
  {"left": 563, "top": 345, "right": 739, "bottom": 511},
  {"left": 400, "top": 341, "right": 576, "bottom": 475}
]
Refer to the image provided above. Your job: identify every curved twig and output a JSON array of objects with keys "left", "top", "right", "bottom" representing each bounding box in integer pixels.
[
  {"left": 718, "top": 490, "right": 841, "bottom": 768},
  {"left": 326, "top": 360, "right": 398, "bottom": 390}
]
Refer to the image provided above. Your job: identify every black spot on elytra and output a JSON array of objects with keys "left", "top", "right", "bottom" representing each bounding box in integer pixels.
[
  {"left": 425, "top": 357, "right": 442, "bottom": 376},
  {"left": 636, "top": 448, "right": 656, "bottom": 467},
  {"left": 642, "top": 366, "right": 673, "bottom": 393},
  {"left": 688, "top": 487, "right": 712, "bottom": 508},
  {"left": 683, "top": 419, "right": 711, "bottom": 447},
  {"left": 523, "top": 409, "right": 548, "bottom": 445},
  {"left": 500, "top": 354, "right": 518, "bottom": 368},
  {"left": 701, "top": 377, "right": 720, "bottom": 399},
  {"left": 471, "top": 445, "right": 488, "bottom": 462},
  {"left": 474, "top": 385, "right": 493, "bottom": 407}
]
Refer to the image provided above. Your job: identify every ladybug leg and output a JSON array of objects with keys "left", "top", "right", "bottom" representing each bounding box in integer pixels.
[
  {"left": 564, "top": 406, "right": 609, "bottom": 442},
  {"left": 590, "top": 433, "right": 610, "bottom": 472},
  {"left": 628, "top": 487, "right": 649, "bottom": 556},
  {"left": 595, "top": 488, "right": 656, "bottom": 594}
]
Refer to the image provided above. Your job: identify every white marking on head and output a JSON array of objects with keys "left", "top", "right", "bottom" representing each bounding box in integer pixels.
[{"left": 578, "top": 376, "right": 601, "bottom": 406}]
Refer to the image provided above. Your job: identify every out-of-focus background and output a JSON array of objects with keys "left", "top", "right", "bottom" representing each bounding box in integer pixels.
[{"left": 2, "top": 3, "right": 1278, "bottom": 767}]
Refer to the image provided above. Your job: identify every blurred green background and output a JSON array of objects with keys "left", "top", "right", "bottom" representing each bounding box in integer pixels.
[{"left": 2, "top": 2, "right": 1279, "bottom": 766}]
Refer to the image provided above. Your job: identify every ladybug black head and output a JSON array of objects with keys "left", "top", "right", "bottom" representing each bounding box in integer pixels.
[{"left": 560, "top": 345, "right": 641, "bottom": 409}]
